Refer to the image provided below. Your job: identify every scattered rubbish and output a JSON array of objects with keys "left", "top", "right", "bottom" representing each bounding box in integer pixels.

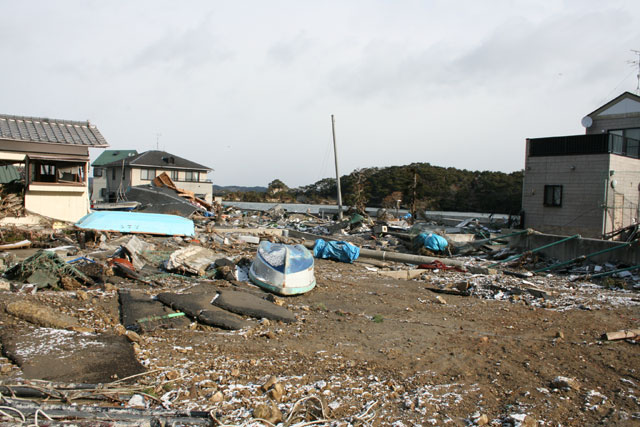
[
  {"left": 165, "top": 246, "right": 220, "bottom": 276},
  {"left": 602, "top": 329, "right": 640, "bottom": 341},
  {"left": 249, "top": 241, "right": 316, "bottom": 295},
  {"left": 76, "top": 211, "right": 195, "bottom": 236},
  {"left": 550, "top": 376, "right": 581, "bottom": 391},
  {"left": 313, "top": 239, "right": 360, "bottom": 263},
  {"left": 418, "top": 260, "right": 466, "bottom": 272},
  {"left": 488, "top": 234, "right": 580, "bottom": 268},
  {"left": 3, "top": 250, "right": 95, "bottom": 288},
  {"left": 0, "top": 239, "right": 31, "bottom": 250},
  {"left": 378, "top": 269, "right": 428, "bottom": 280},
  {"left": 238, "top": 235, "right": 260, "bottom": 244}
]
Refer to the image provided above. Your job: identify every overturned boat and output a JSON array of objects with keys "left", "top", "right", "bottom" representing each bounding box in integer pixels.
[{"left": 249, "top": 241, "right": 316, "bottom": 295}]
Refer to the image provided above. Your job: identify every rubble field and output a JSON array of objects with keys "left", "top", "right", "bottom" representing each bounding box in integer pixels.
[{"left": 0, "top": 218, "right": 638, "bottom": 426}]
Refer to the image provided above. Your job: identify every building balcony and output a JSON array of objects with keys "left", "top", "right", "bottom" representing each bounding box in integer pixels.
[{"left": 528, "top": 133, "right": 639, "bottom": 159}]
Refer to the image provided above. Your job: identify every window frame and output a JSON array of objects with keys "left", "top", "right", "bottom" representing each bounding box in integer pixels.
[
  {"left": 185, "top": 171, "right": 199, "bottom": 182},
  {"left": 140, "top": 168, "right": 156, "bottom": 181},
  {"left": 29, "top": 159, "right": 86, "bottom": 185},
  {"left": 543, "top": 185, "right": 563, "bottom": 207}
]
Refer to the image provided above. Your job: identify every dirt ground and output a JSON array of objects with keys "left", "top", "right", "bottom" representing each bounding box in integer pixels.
[{"left": 0, "top": 239, "right": 639, "bottom": 426}]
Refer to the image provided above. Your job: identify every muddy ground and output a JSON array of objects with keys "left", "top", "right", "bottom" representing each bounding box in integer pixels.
[{"left": 0, "top": 238, "right": 639, "bottom": 426}]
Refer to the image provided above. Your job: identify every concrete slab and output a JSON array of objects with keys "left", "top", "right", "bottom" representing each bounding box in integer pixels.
[
  {"left": 156, "top": 292, "right": 251, "bottom": 330},
  {"left": 0, "top": 327, "right": 145, "bottom": 383},
  {"left": 119, "top": 290, "right": 190, "bottom": 332},
  {"left": 212, "top": 290, "right": 296, "bottom": 323}
]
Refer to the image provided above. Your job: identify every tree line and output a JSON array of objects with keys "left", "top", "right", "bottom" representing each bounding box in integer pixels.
[{"left": 224, "top": 162, "right": 523, "bottom": 215}]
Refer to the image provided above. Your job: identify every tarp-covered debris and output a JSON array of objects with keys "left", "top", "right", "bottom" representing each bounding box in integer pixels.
[
  {"left": 313, "top": 239, "right": 360, "bottom": 263},
  {"left": 414, "top": 232, "right": 449, "bottom": 252}
]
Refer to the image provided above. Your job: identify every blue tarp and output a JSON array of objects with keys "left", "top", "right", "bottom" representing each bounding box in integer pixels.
[
  {"left": 76, "top": 211, "right": 195, "bottom": 236},
  {"left": 414, "top": 233, "right": 448, "bottom": 252},
  {"left": 313, "top": 239, "right": 360, "bottom": 263}
]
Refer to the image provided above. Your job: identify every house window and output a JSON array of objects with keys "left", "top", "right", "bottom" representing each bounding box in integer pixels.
[
  {"left": 185, "top": 171, "right": 198, "bottom": 182},
  {"left": 544, "top": 185, "right": 562, "bottom": 207},
  {"left": 93, "top": 168, "right": 103, "bottom": 177},
  {"left": 30, "top": 160, "right": 85, "bottom": 184},
  {"left": 140, "top": 169, "right": 156, "bottom": 180},
  {"left": 171, "top": 170, "right": 179, "bottom": 181}
]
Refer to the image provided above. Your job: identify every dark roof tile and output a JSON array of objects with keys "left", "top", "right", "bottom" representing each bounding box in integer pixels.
[
  {"left": 0, "top": 114, "right": 108, "bottom": 147},
  {"left": 102, "top": 150, "right": 211, "bottom": 171}
]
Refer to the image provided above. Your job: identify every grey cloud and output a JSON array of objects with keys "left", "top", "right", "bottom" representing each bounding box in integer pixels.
[
  {"left": 328, "top": 8, "right": 635, "bottom": 101},
  {"left": 128, "top": 16, "right": 233, "bottom": 72},
  {"left": 267, "top": 32, "right": 312, "bottom": 65}
]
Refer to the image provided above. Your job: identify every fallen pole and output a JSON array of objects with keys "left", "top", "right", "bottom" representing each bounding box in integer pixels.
[
  {"left": 302, "top": 240, "right": 466, "bottom": 268},
  {"left": 534, "top": 241, "right": 635, "bottom": 273},
  {"left": 488, "top": 234, "right": 580, "bottom": 268}
]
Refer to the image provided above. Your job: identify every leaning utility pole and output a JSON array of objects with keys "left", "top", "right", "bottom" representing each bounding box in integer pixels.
[{"left": 331, "top": 114, "right": 343, "bottom": 220}]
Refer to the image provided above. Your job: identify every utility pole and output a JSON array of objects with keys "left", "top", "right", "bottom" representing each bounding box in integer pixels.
[
  {"left": 331, "top": 114, "right": 343, "bottom": 220},
  {"left": 631, "top": 49, "right": 640, "bottom": 95},
  {"left": 411, "top": 169, "right": 417, "bottom": 220}
]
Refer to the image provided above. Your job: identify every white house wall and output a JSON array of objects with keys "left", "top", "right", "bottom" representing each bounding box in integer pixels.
[
  {"left": 25, "top": 184, "right": 90, "bottom": 222},
  {"left": 604, "top": 155, "right": 640, "bottom": 235}
]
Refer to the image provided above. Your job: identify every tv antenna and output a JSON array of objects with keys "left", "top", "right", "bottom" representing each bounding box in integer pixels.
[
  {"left": 630, "top": 49, "right": 640, "bottom": 94},
  {"left": 155, "top": 133, "right": 161, "bottom": 150}
]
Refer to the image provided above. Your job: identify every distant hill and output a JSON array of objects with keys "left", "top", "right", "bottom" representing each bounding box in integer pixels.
[
  {"left": 212, "top": 185, "right": 267, "bottom": 195},
  {"left": 217, "top": 162, "right": 523, "bottom": 214}
]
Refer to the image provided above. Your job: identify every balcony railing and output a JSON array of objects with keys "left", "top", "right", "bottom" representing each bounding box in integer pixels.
[{"left": 529, "top": 133, "right": 639, "bottom": 159}]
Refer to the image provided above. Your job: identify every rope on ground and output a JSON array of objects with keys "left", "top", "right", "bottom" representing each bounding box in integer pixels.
[{"left": 0, "top": 405, "right": 26, "bottom": 423}]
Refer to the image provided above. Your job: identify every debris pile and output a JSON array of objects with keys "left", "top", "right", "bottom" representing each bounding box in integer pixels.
[{"left": 0, "top": 204, "right": 637, "bottom": 425}]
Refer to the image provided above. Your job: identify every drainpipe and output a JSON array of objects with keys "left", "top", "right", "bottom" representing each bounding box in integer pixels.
[{"left": 602, "top": 173, "right": 609, "bottom": 238}]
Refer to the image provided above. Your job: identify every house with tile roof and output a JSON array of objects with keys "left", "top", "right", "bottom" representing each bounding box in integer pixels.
[
  {"left": 0, "top": 114, "right": 108, "bottom": 222},
  {"left": 523, "top": 92, "right": 640, "bottom": 238},
  {"left": 91, "top": 150, "right": 138, "bottom": 202},
  {"left": 101, "top": 150, "right": 213, "bottom": 203}
]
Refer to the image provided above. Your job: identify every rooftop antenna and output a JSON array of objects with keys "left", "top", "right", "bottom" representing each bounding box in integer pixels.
[
  {"left": 155, "top": 133, "right": 161, "bottom": 150},
  {"left": 630, "top": 49, "right": 640, "bottom": 95}
]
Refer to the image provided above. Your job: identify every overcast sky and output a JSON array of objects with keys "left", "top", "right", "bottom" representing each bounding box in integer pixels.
[{"left": 1, "top": 1, "right": 639, "bottom": 187}]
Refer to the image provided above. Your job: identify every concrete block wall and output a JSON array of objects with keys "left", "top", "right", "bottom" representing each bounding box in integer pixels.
[{"left": 508, "top": 232, "right": 640, "bottom": 266}]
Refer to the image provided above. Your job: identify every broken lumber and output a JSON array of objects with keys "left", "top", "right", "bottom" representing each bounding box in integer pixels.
[{"left": 602, "top": 329, "right": 640, "bottom": 341}]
